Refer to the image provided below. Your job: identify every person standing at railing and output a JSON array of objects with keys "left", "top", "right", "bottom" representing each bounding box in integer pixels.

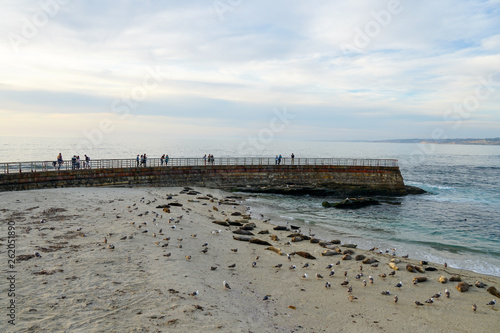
[
  {"left": 76, "top": 156, "right": 81, "bottom": 169},
  {"left": 291, "top": 153, "right": 295, "bottom": 165},
  {"left": 279, "top": 154, "right": 282, "bottom": 165},
  {"left": 165, "top": 155, "right": 169, "bottom": 165},
  {"left": 57, "top": 153, "right": 63, "bottom": 170},
  {"left": 136, "top": 155, "right": 140, "bottom": 167},
  {"left": 203, "top": 154, "right": 207, "bottom": 165},
  {"left": 85, "top": 155, "right": 90, "bottom": 169},
  {"left": 71, "top": 155, "right": 77, "bottom": 170},
  {"left": 142, "top": 154, "right": 147, "bottom": 167},
  {"left": 161, "top": 154, "right": 165, "bottom": 166}
]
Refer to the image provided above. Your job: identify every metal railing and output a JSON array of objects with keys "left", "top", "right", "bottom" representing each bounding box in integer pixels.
[{"left": 0, "top": 157, "right": 398, "bottom": 174}]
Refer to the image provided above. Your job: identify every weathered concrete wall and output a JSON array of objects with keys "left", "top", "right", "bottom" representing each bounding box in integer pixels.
[{"left": 0, "top": 165, "right": 408, "bottom": 196}]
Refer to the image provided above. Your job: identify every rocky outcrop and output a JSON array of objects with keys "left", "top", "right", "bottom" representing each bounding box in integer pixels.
[{"left": 322, "top": 197, "right": 380, "bottom": 209}]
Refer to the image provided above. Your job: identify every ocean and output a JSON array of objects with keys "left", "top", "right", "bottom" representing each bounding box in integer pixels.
[{"left": 1, "top": 136, "right": 499, "bottom": 277}]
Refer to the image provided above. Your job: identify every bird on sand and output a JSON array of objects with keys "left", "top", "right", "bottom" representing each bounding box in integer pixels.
[
  {"left": 486, "top": 300, "right": 496, "bottom": 306},
  {"left": 302, "top": 263, "right": 309, "bottom": 268},
  {"left": 316, "top": 273, "right": 324, "bottom": 279},
  {"left": 228, "top": 263, "right": 236, "bottom": 268},
  {"left": 325, "top": 282, "right": 331, "bottom": 288},
  {"left": 329, "top": 270, "right": 335, "bottom": 276},
  {"left": 289, "top": 265, "right": 296, "bottom": 270},
  {"left": 394, "top": 295, "right": 398, "bottom": 303},
  {"left": 445, "top": 289, "right": 450, "bottom": 298},
  {"left": 189, "top": 290, "right": 199, "bottom": 296},
  {"left": 415, "top": 301, "right": 424, "bottom": 306},
  {"left": 326, "top": 264, "right": 334, "bottom": 269},
  {"left": 340, "top": 279, "right": 349, "bottom": 286},
  {"left": 301, "top": 273, "right": 308, "bottom": 279},
  {"left": 425, "top": 298, "right": 434, "bottom": 304},
  {"left": 223, "top": 281, "right": 231, "bottom": 289},
  {"left": 348, "top": 295, "right": 358, "bottom": 302},
  {"left": 472, "top": 304, "right": 477, "bottom": 312},
  {"left": 381, "top": 291, "right": 391, "bottom": 296},
  {"left": 274, "top": 264, "right": 283, "bottom": 269},
  {"left": 34, "top": 251, "right": 42, "bottom": 258},
  {"left": 395, "top": 281, "right": 403, "bottom": 288}
]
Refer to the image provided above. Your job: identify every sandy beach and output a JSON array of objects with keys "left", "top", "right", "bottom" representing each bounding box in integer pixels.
[{"left": 1, "top": 186, "right": 498, "bottom": 332}]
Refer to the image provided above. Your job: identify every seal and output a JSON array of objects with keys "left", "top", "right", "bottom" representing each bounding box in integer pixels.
[
  {"left": 456, "top": 282, "right": 470, "bottom": 292},
  {"left": 293, "top": 251, "right": 316, "bottom": 260},
  {"left": 438, "top": 276, "right": 448, "bottom": 284},
  {"left": 250, "top": 238, "right": 273, "bottom": 246},
  {"left": 265, "top": 246, "right": 283, "bottom": 256}
]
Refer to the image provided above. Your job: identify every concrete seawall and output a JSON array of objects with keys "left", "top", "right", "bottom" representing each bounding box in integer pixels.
[{"left": 0, "top": 164, "right": 409, "bottom": 196}]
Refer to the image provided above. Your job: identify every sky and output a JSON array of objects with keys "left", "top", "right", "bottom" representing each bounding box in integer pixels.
[{"left": 1, "top": 0, "right": 499, "bottom": 142}]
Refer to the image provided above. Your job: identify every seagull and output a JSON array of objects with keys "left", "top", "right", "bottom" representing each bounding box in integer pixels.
[
  {"left": 201, "top": 248, "right": 208, "bottom": 254},
  {"left": 263, "top": 295, "right": 270, "bottom": 301},
  {"left": 395, "top": 281, "right": 403, "bottom": 288},
  {"left": 40, "top": 219, "right": 46, "bottom": 223},
  {"left": 326, "top": 264, "right": 334, "bottom": 269},
  {"left": 274, "top": 264, "right": 283, "bottom": 269},
  {"left": 289, "top": 265, "right": 296, "bottom": 270},
  {"left": 369, "top": 276, "right": 374, "bottom": 284},
  {"left": 189, "top": 290, "right": 199, "bottom": 296},
  {"left": 472, "top": 304, "right": 477, "bottom": 312},
  {"left": 344, "top": 271, "right": 348, "bottom": 277},
  {"left": 287, "top": 253, "right": 291, "bottom": 261},
  {"left": 347, "top": 286, "right": 353, "bottom": 293},
  {"left": 340, "top": 279, "right": 349, "bottom": 286},
  {"left": 228, "top": 263, "right": 236, "bottom": 268},
  {"left": 363, "top": 280, "right": 367, "bottom": 287},
  {"left": 355, "top": 273, "right": 362, "bottom": 280},
  {"left": 202, "top": 243, "right": 208, "bottom": 247},
  {"left": 231, "top": 248, "right": 238, "bottom": 252},
  {"left": 223, "top": 281, "right": 231, "bottom": 289},
  {"left": 316, "top": 273, "right": 324, "bottom": 279},
  {"left": 185, "top": 255, "right": 191, "bottom": 260},
  {"left": 335, "top": 261, "right": 341, "bottom": 266},
  {"left": 301, "top": 273, "right": 308, "bottom": 279},
  {"left": 444, "top": 262, "right": 447, "bottom": 268},
  {"left": 415, "top": 301, "right": 424, "bottom": 306},
  {"left": 348, "top": 295, "right": 358, "bottom": 302},
  {"left": 486, "top": 300, "right": 496, "bottom": 306},
  {"left": 34, "top": 251, "right": 42, "bottom": 258},
  {"left": 329, "top": 270, "right": 335, "bottom": 276},
  {"left": 389, "top": 271, "right": 396, "bottom": 276},
  {"left": 302, "top": 263, "right": 309, "bottom": 268},
  {"left": 210, "top": 266, "right": 217, "bottom": 270},
  {"left": 425, "top": 298, "right": 434, "bottom": 304},
  {"left": 325, "top": 282, "right": 331, "bottom": 288},
  {"left": 445, "top": 289, "right": 450, "bottom": 298},
  {"left": 381, "top": 291, "right": 391, "bottom": 296},
  {"left": 252, "top": 262, "right": 257, "bottom": 268},
  {"left": 432, "top": 292, "right": 442, "bottom": 299},
  {"left": 394, "top": 295, "right": 398, "bottom": 303}
]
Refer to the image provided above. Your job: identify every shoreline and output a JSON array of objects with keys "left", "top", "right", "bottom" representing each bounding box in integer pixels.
[{"left": 1, "top": 187, "right": 498, "bottom": 332}]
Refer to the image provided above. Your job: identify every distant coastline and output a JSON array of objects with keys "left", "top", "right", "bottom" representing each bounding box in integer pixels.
[{"left": 371, "top": 138, "right": 500, "bottom": 145}]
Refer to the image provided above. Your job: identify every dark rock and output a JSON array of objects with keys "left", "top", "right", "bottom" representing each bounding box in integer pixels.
[
  {"left": 405, "top": 185, "right": 427, "bottom": 195},
  {"left": 323, "top": 197, "right": 380, "bottom": 209}
]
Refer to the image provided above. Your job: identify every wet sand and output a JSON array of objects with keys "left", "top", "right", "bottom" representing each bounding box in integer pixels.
[{"left": 1, "top": 187, "right": 498, "bottom": 332}]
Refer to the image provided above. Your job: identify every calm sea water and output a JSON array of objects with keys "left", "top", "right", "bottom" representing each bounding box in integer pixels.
[{"left": 1, "top": 137, "right": 499, "bottom": 276}]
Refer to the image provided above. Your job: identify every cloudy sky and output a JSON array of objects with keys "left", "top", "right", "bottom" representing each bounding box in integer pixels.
[{"left": 1, "top": 0, "right": 499, "bottom": 141}]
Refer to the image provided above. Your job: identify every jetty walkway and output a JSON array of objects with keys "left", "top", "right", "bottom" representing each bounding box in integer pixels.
[{"left": 0, "top": 157, "right": 406, "bottom": 196}]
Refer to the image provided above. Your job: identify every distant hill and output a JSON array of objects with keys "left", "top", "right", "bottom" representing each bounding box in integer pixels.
[{"left": 373, "top": 138, "right": 500, "bottom": 145}]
